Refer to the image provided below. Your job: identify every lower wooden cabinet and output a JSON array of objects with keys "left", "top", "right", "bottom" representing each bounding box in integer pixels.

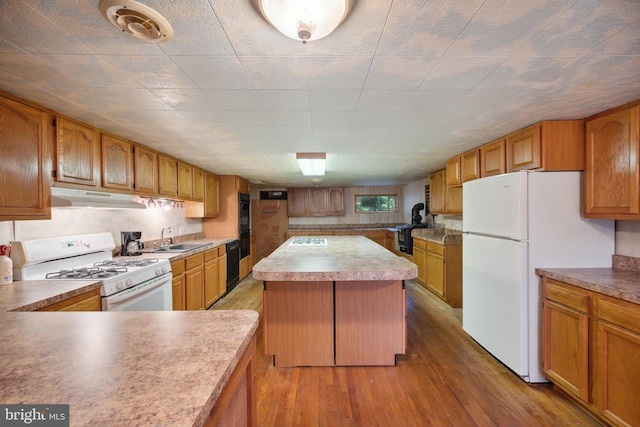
[
  {"left": 421, "top": 241, "right": 462, "bottom": 308},
  {"left": 38, "top": 288, "right": 101, "bottom": 311},
  {"left": 413, "top": 238, "right": 426, "bottom": 286},
  {"left": 542, "top": 277, "right": 640, "bottom": 427},
  {"left": 240, "top": 256, "right": 251, "bottom": 282},
  {"left": 542, "top": 279, "right": 590, "bottom": 402},
  {"left": 171, "top": 245, "right": 227, "bottom": 311}
]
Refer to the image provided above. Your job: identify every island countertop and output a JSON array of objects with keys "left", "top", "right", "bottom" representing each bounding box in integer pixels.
[
  {"left": 0, "top": 310, "right": 259, "bottom": 426},
  {"left": 252, "top": 235, "right": 417, "bottom": 282}
]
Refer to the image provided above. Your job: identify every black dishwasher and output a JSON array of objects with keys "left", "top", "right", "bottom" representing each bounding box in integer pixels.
[{"left": 226, "top": 240, "right": 240, "bottom": 292}]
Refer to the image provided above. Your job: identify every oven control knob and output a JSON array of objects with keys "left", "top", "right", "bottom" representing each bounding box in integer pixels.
[
  {"left": 155, "top": 268, "right": 162, "bottom": 276},
  {"left": 117, "top": 281, "right": 125, "bottom": 290},
  {"left": 126, "top": 278, "right": 133, "bottom": 287}
]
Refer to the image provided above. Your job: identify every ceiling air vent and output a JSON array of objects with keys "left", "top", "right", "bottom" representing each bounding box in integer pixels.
[{"left": 99, "top": 0, "right": 173, "bottom": 42}]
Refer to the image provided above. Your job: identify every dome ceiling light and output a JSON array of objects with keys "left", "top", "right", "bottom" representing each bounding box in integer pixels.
[
  {"left": 99, "top": 0, "right": 173, "bottom": 43},
  {"left": 253, "top": 0, "right": 353, "bottom": 44}
]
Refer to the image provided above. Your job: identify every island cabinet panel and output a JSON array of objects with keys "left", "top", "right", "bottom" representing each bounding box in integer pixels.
[
  {"left": 263, "top": 281, "right": 334, "bottom": 367},
  {"left": 133, "top": 144, "right": 157, "bottom": 194},
  {"left": 54, "top": 114, "right": 100, "bottom": 187},
  {"left": 101, "top": 133, "right": 133, "bottom": 191},
  {"left": 335, "top": 280, "right": 405, "bottom": 366},
  {"left": 0, "top": 93, "right": 51, "bottom": 220}
]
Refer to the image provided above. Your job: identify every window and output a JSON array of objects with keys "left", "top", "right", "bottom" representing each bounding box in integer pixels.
[{"left": 355, "top": 195, "right": 398, "bottom": 212}]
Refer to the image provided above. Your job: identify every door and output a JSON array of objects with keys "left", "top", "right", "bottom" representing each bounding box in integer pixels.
[
  {"left": 462, "top": 233, "right": 529, "bottom": 378},
  {"left": 462, "top": 171, "right": 527, "bottom": 240}
]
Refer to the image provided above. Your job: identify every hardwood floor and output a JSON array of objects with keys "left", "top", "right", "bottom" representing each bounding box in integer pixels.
[{"left": 212, "top": 275, "right": 603, "bottom": 426}]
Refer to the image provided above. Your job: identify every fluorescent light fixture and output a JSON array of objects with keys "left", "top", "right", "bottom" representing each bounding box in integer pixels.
[
  {"left": 253, "top": 0, "right": 352, "bottom": 44},
  {"left": 296, "top": 152, "right": 326, "bottom": 176}
]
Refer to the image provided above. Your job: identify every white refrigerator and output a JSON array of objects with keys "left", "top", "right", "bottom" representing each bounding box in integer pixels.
[{"left": 462, "top": 171, "right": 614, "bottom": 383}]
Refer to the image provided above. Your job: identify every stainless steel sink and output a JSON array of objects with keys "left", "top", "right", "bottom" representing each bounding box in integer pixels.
[{"left": 142, "top": 243, "right": 210, "bottom": 253}]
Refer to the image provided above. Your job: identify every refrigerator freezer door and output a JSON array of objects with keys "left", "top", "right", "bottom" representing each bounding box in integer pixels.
[
  {"left": 462, "top": 171, "right": 528, "bottom": 240},
  {"left": 462, "top": 233, "right": 529, "bottom": 379}
]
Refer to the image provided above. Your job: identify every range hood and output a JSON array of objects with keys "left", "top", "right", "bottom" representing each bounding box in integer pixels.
[{"left": 51, "top": 187, "right": 146, "bottom": 210}]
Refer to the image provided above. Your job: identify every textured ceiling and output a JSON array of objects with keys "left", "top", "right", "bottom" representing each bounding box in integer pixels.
[{"left": 0, "top": 0, "right": 639, "bottom": 188}]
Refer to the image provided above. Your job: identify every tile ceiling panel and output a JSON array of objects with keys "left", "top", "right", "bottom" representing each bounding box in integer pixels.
[{"left": 0, "top": 0, "right": 638, "bottom": 187}]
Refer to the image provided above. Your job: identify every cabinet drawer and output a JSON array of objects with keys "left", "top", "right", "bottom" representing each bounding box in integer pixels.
[
  {"left": 413, "top": 238, "right": 426, "bottom": 250},
  {"left": 203, "top": 248, "right": 217, "bottom": 262},
  {"left": 544, "top": 279, "right": 589, "bottom": 313},
  {"left": 171, "top": 259, "right": 185, "bottom": 275},
  {"left": 598, "top": 297, "right": 640, "bottom": 335},
  {"left": 186, "top": 253, "right": 203, "bottom": 270},
  {"left": 218, "top": 244, "right": 226, "bottom": 256},
  {"left": 426, "top": 242, "right": 445, "bottom": 256}
]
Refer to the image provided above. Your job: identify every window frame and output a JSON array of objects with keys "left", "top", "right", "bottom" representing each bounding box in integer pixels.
[{"left": 354, "top": 194, "right": 399, "bottom": 213}]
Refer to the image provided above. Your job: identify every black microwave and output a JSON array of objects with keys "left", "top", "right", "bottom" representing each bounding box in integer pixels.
[{"left": 259, "top": 190, "right": 287, "bottom": 200}]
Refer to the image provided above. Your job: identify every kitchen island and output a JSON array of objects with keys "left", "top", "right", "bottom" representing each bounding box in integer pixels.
[
  {"left": 252, "top": 235, "right": 417, "bottom": 367},
  {"left": 0, "top": 308, "right": 258, "bottom": 426}
]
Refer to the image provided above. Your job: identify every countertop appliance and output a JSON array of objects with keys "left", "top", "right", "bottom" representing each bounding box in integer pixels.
[
  {"left": 121, "top": 231, "right": 143, "bottom": 256},
  {"left": 462, "top": 171, "right": 615, "bottom": 383},
  {"left": 11, "top": 233, "right": 172, "bottom": 311}
]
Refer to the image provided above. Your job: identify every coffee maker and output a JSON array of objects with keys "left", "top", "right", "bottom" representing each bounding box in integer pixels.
[{"left": 121, "top": 231, "right": 143, "bottom": 256}]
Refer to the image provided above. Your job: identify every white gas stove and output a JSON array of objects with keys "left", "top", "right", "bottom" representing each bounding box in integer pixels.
[{"left": 11, "top": 233, "right": 172, "bottom": 311}]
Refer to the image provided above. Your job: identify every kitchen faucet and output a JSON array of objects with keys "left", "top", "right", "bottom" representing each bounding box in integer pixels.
[{"left": 161, "top": 226, "right": 173, "bottom": 247}]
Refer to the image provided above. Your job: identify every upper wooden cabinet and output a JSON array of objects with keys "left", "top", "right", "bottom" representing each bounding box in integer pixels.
[
  {"left": 101, "top": 133, "right": 133, "bottom": 191},
  {"left": 461, "top": 149, "right": 480, "bottom": 183},
  {"left": 429, "top": 169, "right": 446, "bottom": 214},
  {"left": 158, "top": 153, "right": 178, "bottom": 197},
  {"left": 54, "top": 114, "right": 100, "bottom": 187},
  {"left": 192, "top": 167, "right": 204, "bottom": 201},
  {"left": 506, "top": 120, "right": 585, "bottom": 172},
  {"left": 445, "top": 156, "right": 462, "bottom": 187},
  {"left": 133, "top": 144, "right": 157, "bottom": 195},
  {"left": 584, "top": 102, "right": 640, "bottom": 219},
  {"left": 177, "top": 161, "right": 193, "bottom": 199},
  {"left": 0, "top": 92, "right": 51, "bottom": 220},
  {"left": 480, "top": 138, "right": 506, "bottom": 177},
  {"left": 287, "top": 187, "right": 344, "bottom": 217},
  {"left": 203, "top": 171, "right": 219, "bottom": 217}
]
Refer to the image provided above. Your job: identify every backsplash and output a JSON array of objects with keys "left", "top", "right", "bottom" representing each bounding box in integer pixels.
[{"left": 0, "top": 206, "right": 203, "bottom": 248}]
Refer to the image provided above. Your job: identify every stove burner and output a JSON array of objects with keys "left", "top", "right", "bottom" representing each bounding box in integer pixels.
[{"left": 45, "top": 266, "right": 128, "bottom": 280}]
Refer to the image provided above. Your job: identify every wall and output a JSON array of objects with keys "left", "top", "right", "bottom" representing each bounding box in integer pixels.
[{"left": 0, "top": 206, "right": 203, "bottom": 250}]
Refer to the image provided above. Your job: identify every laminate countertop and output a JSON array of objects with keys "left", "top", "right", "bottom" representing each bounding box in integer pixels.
[
  {"left": 411, "top": 228, "right": 462, "bottom": 245},
  {"left": 0, "top": 310, "right": 259, "bottom": 426},
  {"left": 253, "top": 235, "right": 417, "bottom": 282}
]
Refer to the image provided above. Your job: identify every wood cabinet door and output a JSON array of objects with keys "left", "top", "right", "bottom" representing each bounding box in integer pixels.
[
  {"left": 172, "top": 274, "right": 185, "bottom": 310},
  {"left": 543, "top": 301, "right": 590, "bottom": 402},
  {"left": 133, "top": 145, "right": 157, "bottom": 195},
  {"left": 0, "top": 95, "right": 51, "bottom": 220},
  {"left": 480, "top": 138, "right": 506, "bottom": 177},
  {"left": 326, "top": 187, "right": 345, "bottom": 215},
  {"left": 287, "top": 187, "right": 308, "bottom": 216},
  {"left": 204, "top": 257, "right": 219, "bottom": 308},
  {"left": 192, "top": 167, "right": 204, "bottom": 201},
  {"left": 507, "top": 124, "right": 541, "bottom": 172},
  {"left": 446, "top": 186, "right": 462, "bottom": 214},
  {"left": 204, "top": 172, "right": 220, "bottom": 217},
  {"left": 412, "top": 243, "right": 426, "bottom": 286},
  {"left": 594, "top": 298, "right": 640, "bottom": 427},
  {"left": 101, "top": 134, "right": 133, "bottom": 191},
  {"left": 177, "top": 161, "right": 193, "bottom": 199},
  {"left": 55, "top": 114, "right": 100, "bottom": 187},
  {"left": 429, "top": 169, "right": 446, "bottom": 214},
  {"left": 461, "top": 149, "right": 480, "bottom": 182},
  {"left": 185, "top": 265, "right": 204, "bottom": 310},
  {"left": 585, "top": 106, "right": 639, "bottom": 218},
  {"left": 446, "top": 156, "right": 462, "bottom": 186},
  {"left": 308, "top": 188, "right": 327, "bottom": 215},
  {"left": 218, "top": 252, "right": 227, "bottom": 297},
  {"left": 158, "top": 154, "right": 178, "bottom": 197},
  {"left": 425, "top": 248, "right": 445, "bottom": 298}
]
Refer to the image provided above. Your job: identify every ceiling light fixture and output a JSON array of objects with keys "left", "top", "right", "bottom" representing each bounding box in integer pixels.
[
  {"left": 297, "top": 152, "right": 326, "bottom": 176},
  {"left": 253, "top": 0, "right": 352, "bottom": 44}
]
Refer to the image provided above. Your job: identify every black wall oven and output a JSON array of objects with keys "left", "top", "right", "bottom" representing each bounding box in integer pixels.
[{"left": 239, "top": 193, "right": 250, "bottom": 232}]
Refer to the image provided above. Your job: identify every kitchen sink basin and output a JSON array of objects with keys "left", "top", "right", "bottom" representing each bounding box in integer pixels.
[{"left": 142, "top": 243, "right": 210, "bottom": 253}]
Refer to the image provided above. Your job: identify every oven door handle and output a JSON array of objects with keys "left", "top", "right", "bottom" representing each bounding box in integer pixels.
[{"left": 106, "top": 274, "right": 172, "bottom": 305}]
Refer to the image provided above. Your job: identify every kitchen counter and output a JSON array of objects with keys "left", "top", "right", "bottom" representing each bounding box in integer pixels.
[
  {"left": 136, "top": 236, "right": 237, "bottom": 262},
  {"left": 535, "top": 267, "right": 640, "bottom": 305},
  {"left": 256, "top": 236, "right": 413, "bottom": 367},
  {"left": 253, "top": 235, "right": 417, "bottom": 281},
  {"left": 0, "top": 309, "right": 259, "bottom": 426},
  {"left": 411, "top": 228, "right": 462, "bottom": 245},
  {"left": 0, "top": 279, "right": 101, "bottom": 312}
]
